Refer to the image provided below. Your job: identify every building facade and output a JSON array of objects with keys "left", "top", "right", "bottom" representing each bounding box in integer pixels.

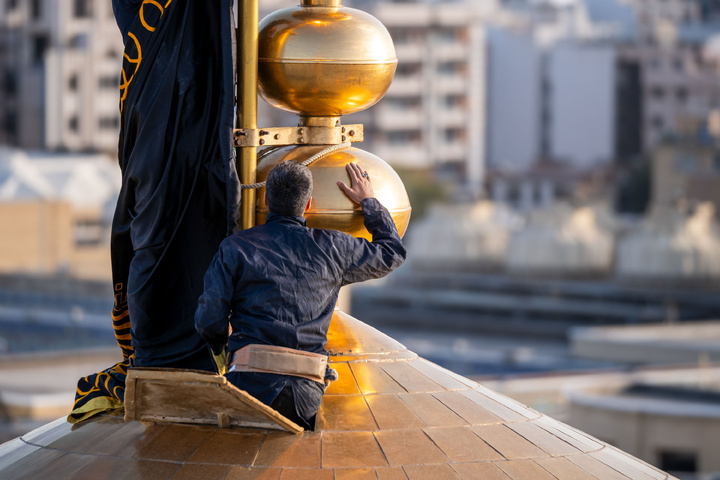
[
  {"left": 0, "top": 0, "right": 123, "bottom": 153},
  {"left": 344, "top": 0, "right": 497, "bottom": 197}
]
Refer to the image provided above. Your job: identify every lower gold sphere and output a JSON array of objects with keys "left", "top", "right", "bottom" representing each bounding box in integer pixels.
[{"left": 256, "top": 145, "right": 411, "bottom": 239}]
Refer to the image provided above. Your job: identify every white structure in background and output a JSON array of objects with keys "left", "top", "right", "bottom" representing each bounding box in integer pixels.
[
  {"left": 0, "top": 148, "right": 119, "bottom": 212},
  {"left": 617, "top": 203, "right": 720, "bottom": 280},
  {"left": 548, "top": 42, "right": 616, "bottom": 167},
  {"left": 486, "top": 27, "right": 541, "bottom": 172},
  {"left": 506, "top": 202, "right": 615, "bottom": 275},
  {"left": 0, "top": 147, "right": 119, "bottom": 279},
  {"left": 486, "top": 0, "right": 618, "bottom": 209},
  {"left": 407, "top": 201, "right": 523, "bottom": 268},
  {"left": 0, "top": 0, "right": 123, "bottom": 152},
  {"left": 351, "top": 0, "right": 497, "bottom": 196}
]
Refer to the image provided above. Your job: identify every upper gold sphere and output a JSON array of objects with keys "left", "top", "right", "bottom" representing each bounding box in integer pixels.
[
  {"left": 258, "top": 3, "right": 397, "bottom": 117},
  {"left": 256, "top": 145, "right": 411, "bottom": 240}
]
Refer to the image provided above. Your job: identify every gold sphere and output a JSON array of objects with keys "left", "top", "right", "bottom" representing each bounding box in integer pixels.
[
  {"left": 258, "top": 3, "right": 397, "bottom": 117},
  {"left": 256, "top": 145, "right": 411, "bottom": 239}
]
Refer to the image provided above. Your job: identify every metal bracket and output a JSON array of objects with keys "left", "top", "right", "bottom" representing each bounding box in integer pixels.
[{"left": 233, "top": 124, "right": 364, "bottom": 147}]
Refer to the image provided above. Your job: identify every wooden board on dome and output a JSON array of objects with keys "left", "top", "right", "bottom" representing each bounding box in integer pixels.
[{"left": 124, "top": 367, "right": 303, "bottom": 434}]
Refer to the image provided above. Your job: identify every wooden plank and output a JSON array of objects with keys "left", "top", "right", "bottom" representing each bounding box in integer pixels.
[{"left": 124, "top": 368, "right": 303, "bottom": 434}]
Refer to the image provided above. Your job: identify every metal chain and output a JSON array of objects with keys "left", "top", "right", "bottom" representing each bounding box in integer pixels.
[{"left": 239, "top": 142, "right": 352, "bottom": 190}]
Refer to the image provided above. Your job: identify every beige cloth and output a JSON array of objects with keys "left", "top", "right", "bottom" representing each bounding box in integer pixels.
[{"left": 228, "top": 344, "right": 328, "bottom": 383}]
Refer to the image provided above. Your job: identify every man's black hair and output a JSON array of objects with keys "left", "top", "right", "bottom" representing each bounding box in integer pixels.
[{"left": 266, "top": 161, "right": 313, "bottom": 217}]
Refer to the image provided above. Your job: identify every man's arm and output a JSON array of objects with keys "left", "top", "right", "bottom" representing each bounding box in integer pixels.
[
  {"left": 194, "top": 245, "right": 236, "bottom": 355},
  {"left": 337, "top": 163, "right": 407, "bottom": 285}
]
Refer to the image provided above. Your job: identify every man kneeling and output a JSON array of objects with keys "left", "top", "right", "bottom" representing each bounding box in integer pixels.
[{"left": 194, "top": 161, "right": 406, "bottom": 429}]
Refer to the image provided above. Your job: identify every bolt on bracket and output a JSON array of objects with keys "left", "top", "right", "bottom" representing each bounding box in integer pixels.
[{"left": 233, "top": 124, "right": 363, "bottom": 147}]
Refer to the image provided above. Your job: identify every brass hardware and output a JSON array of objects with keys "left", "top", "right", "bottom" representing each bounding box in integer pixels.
[
  {"left": 254, "top": 145, "right": 411, "bottom": 240},
  {"left": 233, "top": 124, "right": 364, "bottom": 147},
  {"left": 257, "top": 3, "right": 397, "bottom": 117},
  {"left": 238, "top": 0, "right": 259, "bottom": 230}
]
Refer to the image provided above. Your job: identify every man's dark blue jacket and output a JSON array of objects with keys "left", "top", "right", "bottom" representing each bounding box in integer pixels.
[{"left": 194, "top": 197, "right": 406, "bottom": 423}]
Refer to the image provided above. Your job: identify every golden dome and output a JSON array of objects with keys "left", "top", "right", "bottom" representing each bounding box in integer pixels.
[
  {"left": 0, "top": 311, "right": 678, "bottom": 480},
  {"left": 255, "top": 145, "right": 411, "bottom": 240},
  {"left": 257, "top": 2, "right": 397, "bottom": 116}
]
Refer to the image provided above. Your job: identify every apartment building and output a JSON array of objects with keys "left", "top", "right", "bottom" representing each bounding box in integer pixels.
[
  {"left": 0, "top": 0, "right": 123, "bottom": 153},
  {"left": 343, "top": 0, "right": 496, "bottom": 196}
]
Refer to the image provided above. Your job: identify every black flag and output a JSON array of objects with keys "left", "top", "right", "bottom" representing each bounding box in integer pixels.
[{"left": 70, "top": 0, "right": 239, "bottom": 422}]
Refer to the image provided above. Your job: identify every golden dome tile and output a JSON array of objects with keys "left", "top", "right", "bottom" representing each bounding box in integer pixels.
[
  {"left": 423, "top": 426, "right": 504, "bottom": 462},
  {"left": 506, "top": 421, "right": 581, "bottom": 456},
  {"left": 396, "top": 393, "right": 468, "bottom": 427},
  {"left": 134, "top": 424, "right": 215, "bottom": 462},
  {"left": 377, "top": 360, "right": 444, "bottom": 393},
  {"left": 449, "top": 461, "right": 512, "bottom": 479},
  {"left": 333, "top": 467, "right": 377, "bottom": 480},
  {"left": 323, "top": 363, "right": 360, "bottom": 395},
  {"left": 320, "top": 431, "right": 387, "bottom": 468},
  {"left": 496, "top": 458, "right": 561, "bottom": 479},
  {"left": 172, "top": 463, "right": 231, "bottom": 480},
  {"left": 187, "top": 429, "right": 265, "bottom": 464},
  {"left": 431, "top": 391, "right": 504, "bottom": 425},
  {"left": 402, "top": 463, "right": 461, "bottom": 480},
  {"left": 315, "top": 395, "right": 378, "bottom": 431},
  {"left": 349, "top": 362, "right": 406, "bottom": 395},
  {"left": 254, "top": 431, "right": 321, "bottom": 468},
  {"left": 373, "top": 429, "right": 449, "bottom": 466},
  {"left": 375, "top": 466, "right": 408, "bottom": 480},
  {"left": 280, "top": 468, "right": 334, "bottom": 480},
  {"left": 365, "top": 394, "right": 425, "bottom": 430},
  {"left": 534, "top": 457, "right": 599, "bottom": 479},
  {"left": 459, "top": 388, "right": 534, "bottom": 422},
  {"left": 225, "top": 466, "right": 280, "bottom": 480},
  {"left": 470, "top": 423, "right": 549, "bottom": 459}
]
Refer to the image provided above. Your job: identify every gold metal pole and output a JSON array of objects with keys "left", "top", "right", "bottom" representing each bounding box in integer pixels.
[{"left": 238, "top": 0, "right": 258, "bottom": 230}]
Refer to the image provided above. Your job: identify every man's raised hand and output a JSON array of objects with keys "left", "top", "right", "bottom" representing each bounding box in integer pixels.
[{"left": 337, "top": 162, "right": 375, "bottom": 204}]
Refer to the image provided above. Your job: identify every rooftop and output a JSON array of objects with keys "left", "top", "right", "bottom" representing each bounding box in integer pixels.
[{"left": 0, "top": 311, "right": 677, "bottom": 479}]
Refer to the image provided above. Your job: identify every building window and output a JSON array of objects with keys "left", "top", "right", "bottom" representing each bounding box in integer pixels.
[
  {"left": 4, "top": 111, "right": 17, "bottom": 137},
  {"left": 387, "top": 131, "right": 412, "bottom": 145},
  {"left": 652, "top": 116, "right": 665, "bottom": 129},
  {"left": 99, "top": 116, "right": 119, "bottom": 129},
  {"left": 676, "top": 87, "right": 687, "bottom": 103},
  {"left": 673, "top": 57, "right": 683, "bottom": 72},
  {"left": 6, "top": 0, "right": 18, "bottom": 11},
  {"left": 437, "top": 62, "right": 456, "bottom": 76},
  {"left": 675, "top": 154, "right": 698, "bottom": 172},
  {"left": 73, "top": 0, "right": 92, "bottom": 18},
  {"left": 31, "top": 35, "right": 49, "bottom": 64},
  {"left": 68, "top": 74, "right": 78, "bottom": 91},
  {"left": 650, "top": 86, "right": 665, "bottom": 99},
  {"left": 75, "top": 219, "right": 104, "bottom": 246},
  {"left": 99, "top": 75, "right": 118, "bottom": 89},
  {"left": 30, "top": 0, "right": 42, "bottom": 19},
  {"left": 68, "top": 116, "right": 79, "bottom": 132},
  {"left": 713, "top": 155, "right": 720, "bottom": 172},
  {"left": 69, "top": 34, "right": 88, "bottom": 49},
  {"left": 3, "top": 70, "right": 16, "bottom": 95},
  {"left": 659, "top": 451, "right": 697, "bottom": 474}
]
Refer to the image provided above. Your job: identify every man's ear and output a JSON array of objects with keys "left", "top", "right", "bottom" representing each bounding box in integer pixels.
[
  {"left": 305, "top": 196, "right": 312, "bottom": 213},
  {"left": 264, "top": 191, "right": 268, "bottom": 207}
]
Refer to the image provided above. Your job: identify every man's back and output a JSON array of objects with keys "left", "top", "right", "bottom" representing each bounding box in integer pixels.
[
  {"left": 196, "top": 197, "right": 405, "bottom": 358},
  {"left": 195, "top": 162, "right": 406, "bottom": 429}
]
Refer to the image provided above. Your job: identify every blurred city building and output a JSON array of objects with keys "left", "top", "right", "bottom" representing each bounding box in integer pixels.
[
  {"left": 0, "top": 148, "right": 118, "bottom": 280},
  {"left": 0, "top": 0, "right": 122, "bottom": 152},
  {"left": 651, "top": 115, "right": 720, "bottom": 214},
  {"left": 342, "top": 0, "right": 498, "bottom": 199}
]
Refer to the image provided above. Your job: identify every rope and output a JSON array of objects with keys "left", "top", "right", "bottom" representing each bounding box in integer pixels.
[{"left": 239, "top": 142, "right": 352, "bottom": 190}]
